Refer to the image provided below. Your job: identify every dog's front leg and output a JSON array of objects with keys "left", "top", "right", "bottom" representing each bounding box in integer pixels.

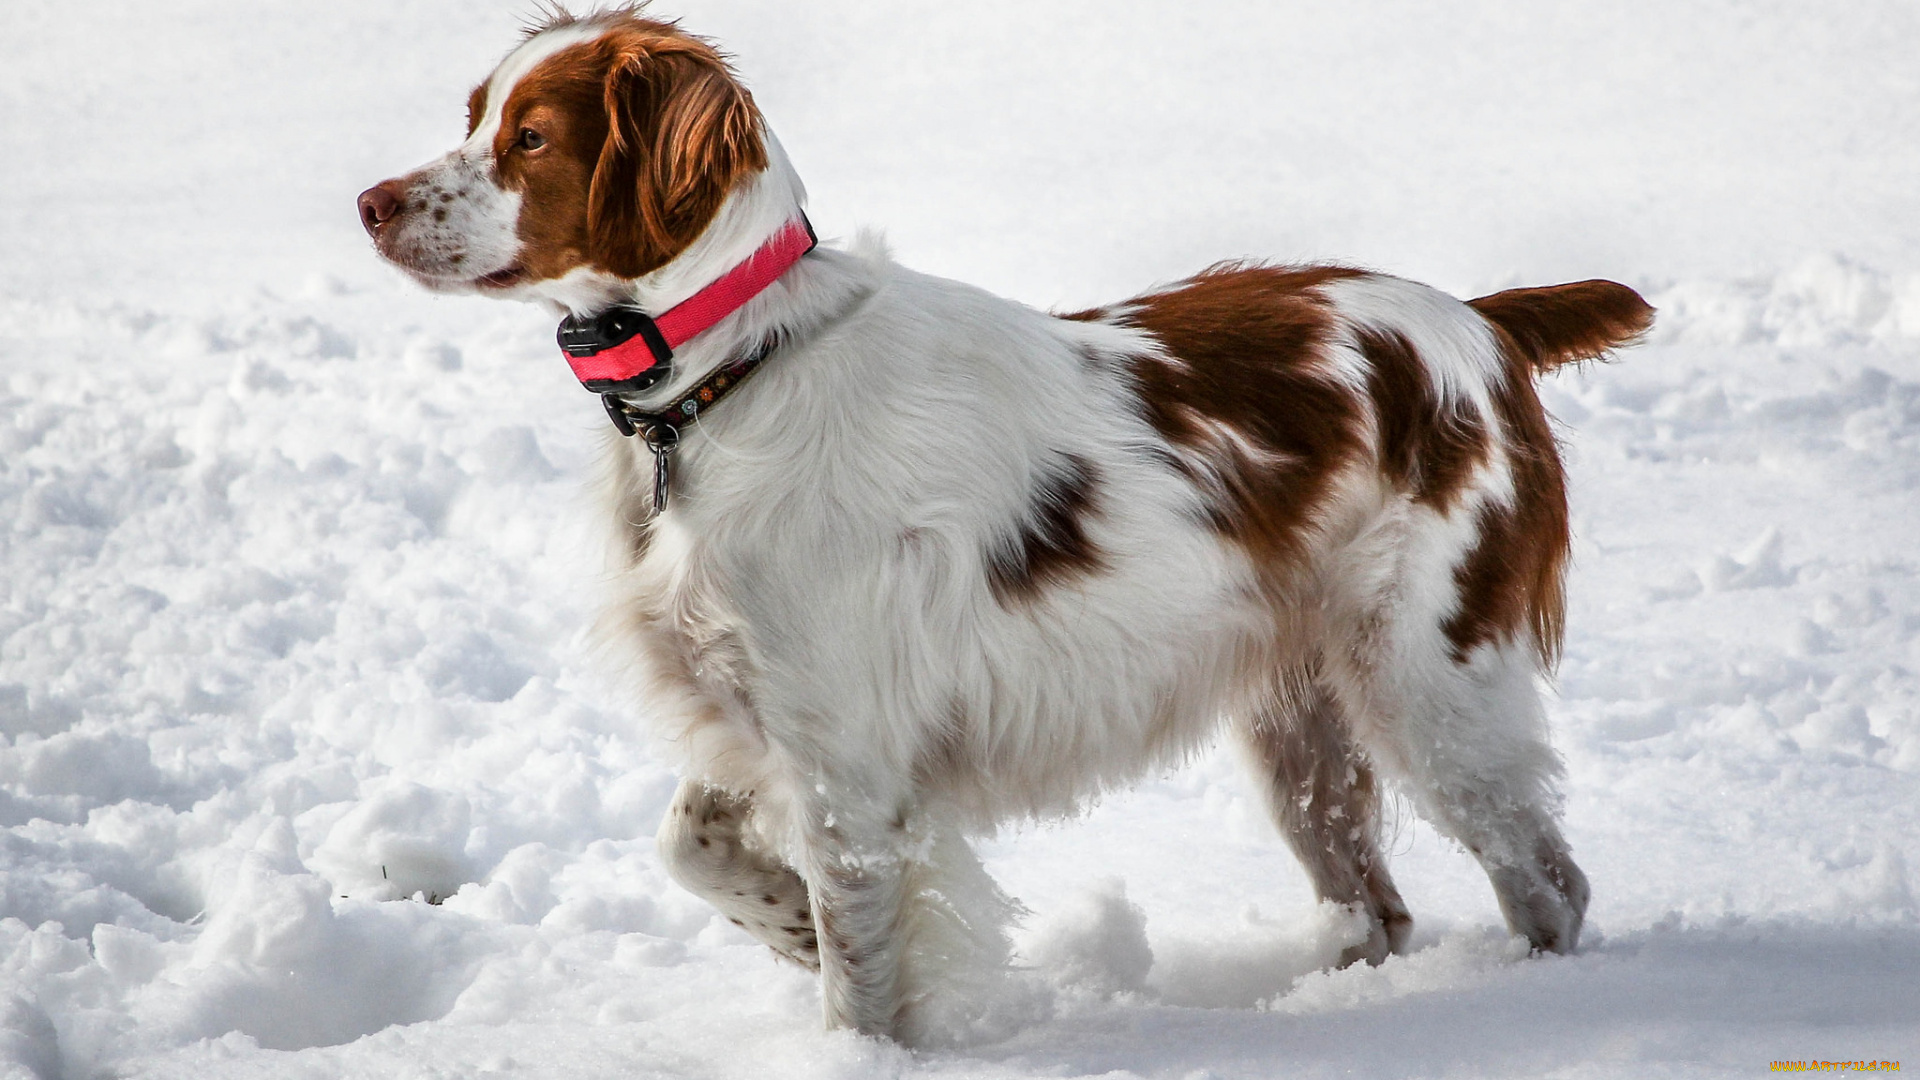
[
  {"left": 656, "top": 777, "right": 819, "bottom": 969},
  {"left": 794, "top": 790, "right": 913, "bottom": 1040}
]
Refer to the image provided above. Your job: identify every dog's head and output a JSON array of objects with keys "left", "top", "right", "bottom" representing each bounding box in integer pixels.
[{"left": 357, "top": 8, "right": 767, "bottom": 305}]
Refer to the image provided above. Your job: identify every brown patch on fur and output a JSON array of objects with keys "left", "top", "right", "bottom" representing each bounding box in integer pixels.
[
  {"left": 486, "top": 15, "right": 768, "bottom": 284},
  {"left": 1093, "top": 264, "right": 1368, "bottom": 577},
  {"left": 1442, "top": 333, "right": 1570, "bottom": 667},
  {"left": 1357, "top": 327, "right": 1489, "bottom": 512},
  {"left": 495, "top": 44, "right": 612, "bottom": 283},
  {"left": 466, "top": 82, "right": 488, "bottom": 137},
  {"left": 587, "top": 23, "right": 767, "bottom": 277},
  {"left": 1467, "top": 280, "right": 1654, "bottom": 373},
  {"left": 986, "top": 453, "right": 1107, "bottom": 606}
]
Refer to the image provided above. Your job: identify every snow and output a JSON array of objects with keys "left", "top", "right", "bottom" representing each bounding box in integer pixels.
[{"left": 4, "top": 1, "right": 1919, "bottom": 1077}]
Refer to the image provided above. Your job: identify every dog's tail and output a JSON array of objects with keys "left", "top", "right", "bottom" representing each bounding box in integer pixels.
[{"left": 1468, "top": 280, "right": 1654, "bottom": 374}]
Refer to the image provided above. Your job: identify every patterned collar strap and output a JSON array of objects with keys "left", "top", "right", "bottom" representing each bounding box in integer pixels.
[
  {"left": 602, "top": 342, "right": 777, "bottom": 519},
  {"left": 601, "top": 343, "right": 771, "bottom": 441}
]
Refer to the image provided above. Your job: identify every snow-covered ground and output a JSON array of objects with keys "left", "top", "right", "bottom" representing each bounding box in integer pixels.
[{"left": 4, "top": 2, "right": 1918, "bottom": 1077}]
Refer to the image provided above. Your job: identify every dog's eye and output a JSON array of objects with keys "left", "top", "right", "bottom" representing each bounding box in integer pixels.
[{"left": 518, "top": 128, "right": 547, "bottom": 151}]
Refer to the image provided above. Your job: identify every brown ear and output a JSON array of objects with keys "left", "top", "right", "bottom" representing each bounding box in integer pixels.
[{"left": 588, "top": 37, "right": 767, "bottom": 279}]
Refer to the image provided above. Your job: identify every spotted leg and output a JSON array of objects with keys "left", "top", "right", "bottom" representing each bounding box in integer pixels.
[{"left": 656, "top": 777, "right": 819, "bottom": 968}]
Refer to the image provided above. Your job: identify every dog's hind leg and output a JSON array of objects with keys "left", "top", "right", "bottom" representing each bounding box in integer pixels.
[
  {"left": 1238, "top": 665, "right": 1411, "bottom": 967},
  {"left": 657, "top": 777, "right": 819, "bottom": 969},
  {"left": 1330, "top": 635, "right": 1590, "bottom": 955},
  {"left": 1411, "top": 643, "right": 1590, "bottom": 955}
]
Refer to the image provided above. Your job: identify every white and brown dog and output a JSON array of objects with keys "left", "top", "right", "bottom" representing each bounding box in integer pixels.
[{"left": 359, "top": 6, "right": 1650, "bottom": 1045}]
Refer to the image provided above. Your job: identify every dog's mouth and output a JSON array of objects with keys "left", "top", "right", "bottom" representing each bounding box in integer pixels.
[{"left": 474, "top": 265, "right": 528, "bottom": 290}]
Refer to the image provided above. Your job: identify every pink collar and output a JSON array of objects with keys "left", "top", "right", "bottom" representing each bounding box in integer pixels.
[{"left": 557, "top": 215, "right": 817, "bottom": 393}]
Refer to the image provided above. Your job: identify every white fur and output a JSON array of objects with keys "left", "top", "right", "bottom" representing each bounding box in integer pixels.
[
  {"left": 468, "top": 23, "right": 607, "bottom": 150},
  {"left": 379, "top": 23, "right": 1590, "bottom": 1047},
  {"left": 374, "top": 152, "right": 522, "bottom": 288},
  {"left": 1324, "top": 273, "right": 1507, "bottom": 421}
]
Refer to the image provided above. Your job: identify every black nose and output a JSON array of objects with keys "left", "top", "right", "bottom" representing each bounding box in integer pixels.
[{"left": 357, "top": 181, "right": 406, "bottom": 236}]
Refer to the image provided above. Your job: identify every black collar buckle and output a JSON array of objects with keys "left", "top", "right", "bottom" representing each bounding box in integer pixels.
[{"left": 558, "top": 307, "right": 676, "bottom": 394}]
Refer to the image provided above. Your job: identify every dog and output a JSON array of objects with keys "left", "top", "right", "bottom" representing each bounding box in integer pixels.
[{"left": 358, "top": 6, "right": 1650, "bottom": 1045}]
